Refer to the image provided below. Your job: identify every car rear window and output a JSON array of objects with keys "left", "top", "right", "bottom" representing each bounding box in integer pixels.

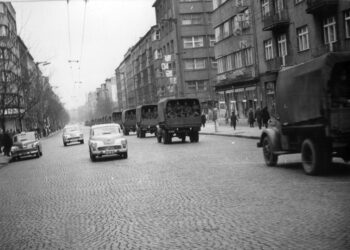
[{"left": 93, "top": 126, "right": 120, "bottom": 136}]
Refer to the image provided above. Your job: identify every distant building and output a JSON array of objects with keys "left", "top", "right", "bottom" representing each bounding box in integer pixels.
[
  {"left": 152, "top": 0, "right": 217, "bottom": 109},
  {"left": 212, "top": 0, "right": 258, "bottom": 119}
]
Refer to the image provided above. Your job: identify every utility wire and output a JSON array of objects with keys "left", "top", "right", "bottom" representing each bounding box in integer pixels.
[
  {"left": 66, "top": 0, "right": 75, "bottom": 85},
  {"left": 78, "top": 0, "right": 87, "bottom": 84}
]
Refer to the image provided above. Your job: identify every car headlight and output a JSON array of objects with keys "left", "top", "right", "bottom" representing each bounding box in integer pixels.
[
  {"left": 90, "top": 142, "right": 98, "bottom": 150},
  {"left": 121, "top": 139, "right": 127, "bottom": 148},
  {"left": 11, "top": 146, "right": 19, "bottom": 152}
]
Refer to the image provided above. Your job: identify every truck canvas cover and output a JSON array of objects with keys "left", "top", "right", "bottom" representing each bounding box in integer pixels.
[
  {"left": 136, "top": 104, "right": 158, "bottom": 125},
  {"left": 122, "top": 109, "right": 136, "bottom": 127},
  {"left": 277, "top": 52, "right": 350, "bottom": 125},
  {"left": 158, "top": 97, "right": 201, "bottom": 127}
]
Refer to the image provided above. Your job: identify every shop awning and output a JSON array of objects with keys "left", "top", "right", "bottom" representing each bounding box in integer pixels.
[{"left": 215, "top": 77, "right": 259, "bottom": 92}]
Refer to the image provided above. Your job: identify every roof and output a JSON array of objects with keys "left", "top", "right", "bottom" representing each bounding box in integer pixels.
[{"left": 91, "top": 123, "right": 120, "bottom": 129}]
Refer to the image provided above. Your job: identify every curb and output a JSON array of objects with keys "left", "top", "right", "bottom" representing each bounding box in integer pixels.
[{"left": 200, "top": 132, "right": 259, "bottom": 140}]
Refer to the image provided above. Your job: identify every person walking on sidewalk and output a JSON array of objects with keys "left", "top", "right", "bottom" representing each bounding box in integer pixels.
[
  {"left": 262, "top": 106, "right": 270, "bottom": 128},
  {"left": 255, "top": 107, "right": 262, "bottom": 129},
  {"left": 248, "top": 108, "right": 255, "bottom": 127},
  {"left": 230, "top": 111, "right": 238, "bottom": 130},
  {"left": 3, "top": 131, "right": 13, "bottom": 157},
  {"left": 213, "top": 105, "right": 218, "bottom": 132},
  {"left": 201, "top": 112, "right": 207, "bottom": 128}
]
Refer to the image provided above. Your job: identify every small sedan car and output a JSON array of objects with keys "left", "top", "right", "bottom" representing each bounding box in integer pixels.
[
  {"left": 62, "top": 125, "right": 84, "bottom": 146},
  {"left": 88, "top": 123, "right": 128, "bottom": 161},
  {"left": 11, "top": 131, "right": 42, "bottom": 161}
]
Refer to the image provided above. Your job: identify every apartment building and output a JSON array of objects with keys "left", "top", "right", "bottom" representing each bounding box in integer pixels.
[
  {"left": 153, "top": 0, "right": 217, "bottom": 110},
  {"left": 212, "top": 0, "right": 258, "bottom": 119},
  {"left": 254, "top": 0, "right": 350, "bottom": 114}
]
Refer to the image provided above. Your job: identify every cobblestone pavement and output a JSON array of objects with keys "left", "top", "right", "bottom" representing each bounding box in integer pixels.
[{"left": 0, "top": 129, "right": 349, "bottom": 249}]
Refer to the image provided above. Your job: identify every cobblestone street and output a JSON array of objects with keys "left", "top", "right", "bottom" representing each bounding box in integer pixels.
[{"left": 0, "top": 129, "right": 350, "bottom": 249}]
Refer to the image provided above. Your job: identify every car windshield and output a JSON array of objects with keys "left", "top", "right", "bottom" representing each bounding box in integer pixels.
[
  {"left": 16, "top": 132, "right": 36, "bottom": 142},
  {"left": 93, "top": 126, "right": 120, "bottom": 136}
]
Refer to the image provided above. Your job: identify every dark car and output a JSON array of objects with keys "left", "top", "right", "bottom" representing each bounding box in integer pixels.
[
  {"left": 11, "top": 131, "right": 42, "bottom": 161},
  {"left": 156, "top": 97, "right": 201, "bottom": 144},
  {"left": 136, "top": 104, "right": 158, "bottom": 138}
]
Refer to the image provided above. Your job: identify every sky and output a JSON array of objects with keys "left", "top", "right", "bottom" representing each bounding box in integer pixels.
[{"left": 12, "top": 0, "right": 156, "bottom": 110}]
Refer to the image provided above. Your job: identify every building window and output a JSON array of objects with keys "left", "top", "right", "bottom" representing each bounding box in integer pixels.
[
  {"left": 215, "top": 26, "right": 221, "bottom": 42},
  {"left": 277, "top": 34, "right": 287, "bottom": 57},
  {"left": 244, "top": 48, "right": 254, "bottom": 66},
  {"left": 183, "top": 36, "right": 204, "bottom": 49},
  {"left": 152, "top": 30, "right": 160, "bottom": 41},
  {"left": 297, "top": 26, "right": 309, "bottom": 51},
  {"left": 346, "top": 10, "right": 350, "bottom": 39},
  {"left": 0, "top": 25, "right": 8, "bottom": 37},
  {"left": 264, "top": 39, "right": 274, "bottom": 60},
  {"left": 181, "top": 14, "right": 203, "bottom": 25},
  {"left": 0, "top": 3, "right": 4, "bottom": 13},
  {"left": 211, "top": 58, "right": 217, "bottom": 68},
  {"left": 217, "top": 58, "right": 225, "bottom": 73},
  {"left": 226, "top": 55, "right": 233, "bottom": 71},
  {"left": 323, "top": 16, "right": 337, "bottom": 44},
  {"left": 261, "top": 0, "right": 270, "bottom": 19},
  {"left": 274, "top": 0, "right": 284, "bottom": 14},
  {"left": 232, "top": 15, "right": 242, "bottom": 36},
  {"left": 234, "top": 52, "right": 243, "bottom": 68},
  {"left": 209, "top": 35, "right": 216, "bottom": 47},
  {"left": 154, "top": 49, "right": 162, "bottom": 60},
  {"left": 187, "top": 80, "right": 207, "bottom": 91},
  {"left": 184, "top": 58, "right": 206, "bottom": 70},
  {"left": 213, "top": 0, "right": 219, "bottom": 10},
  {"left": 223, "top": 20, "right": 230, "bottom": 38}
]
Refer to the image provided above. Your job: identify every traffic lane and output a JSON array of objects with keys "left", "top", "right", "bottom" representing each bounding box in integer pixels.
[{"left": 0, "top": 132, "right": 349, "bottom": 249}]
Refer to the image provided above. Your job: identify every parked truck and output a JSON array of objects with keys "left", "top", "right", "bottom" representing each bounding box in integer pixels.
[
  {"left": 156, "top": 98, "right": 201, "bottom": 144},
  {"left": 121, "top": 108, "right": 136, "bottom": 135},
  {"left": 257, "top": 52, "right": 350, "bottom": 175},
  {"left": 136, "top": 104, "right": 158, "bottom": 138}
]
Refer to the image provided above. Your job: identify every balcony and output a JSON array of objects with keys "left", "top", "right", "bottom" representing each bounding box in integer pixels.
[
  {"left": 306, "top": 0, "right": 338, "bottom": 15},
  {"left": 262, "top": 9, "right": 290, "bottom": 32},
  {"left": 265, "top": 56, "right": 291, "bottom": 72}
]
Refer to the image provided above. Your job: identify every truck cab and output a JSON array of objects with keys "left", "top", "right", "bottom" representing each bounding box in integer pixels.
[
  {"left": 156, "top": 97, "right": 201, "bottom": 144},
  {"left": 136, "top": 104, "right": 158, "bottom": 138},
  {"left": 257, "top": 52, "right": 350, "bottom": 175},
  {"left": 112, "top": 111, "right": 122, "bottom": 128}
]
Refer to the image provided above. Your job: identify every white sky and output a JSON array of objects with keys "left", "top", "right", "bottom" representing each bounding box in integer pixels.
[{"left": 12, "top": 0, "right": 156, "bottom": 109}]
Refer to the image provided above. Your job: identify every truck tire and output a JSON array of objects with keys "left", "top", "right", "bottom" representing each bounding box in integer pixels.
[
  {"left": 136, "top": 128, "right": 140, "bottom": 138},
  {"left": 262, "top": 136, "right": 278, "bottom": 166},
  {"left": 157, "top": 134, "right": 162, "bottom": 143},
  {"left": 181, "top": 134, "right": 186, "bottom": 142},
  {"left": 140, "top": 131, "right": 145, "bottom": 138},
  {"left": 193, "top": 131, "right": 199, "bottom": 142},
  {"left": 301, "top": 138, "right": 331, "bottom": 175}
]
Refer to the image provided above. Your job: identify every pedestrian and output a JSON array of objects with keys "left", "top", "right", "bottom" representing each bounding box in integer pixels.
[
  {"left": 248, "top": 108, "right": 255, "bottom": 127},
  {"left": 255, "top": 107, "right": 262, "bottom": 129},
  {"left": 262, "top": 106, "right": 270, "bottom": 128},
  {"left": 201, "top": 112, "right": 207, "bottom": 128},
  {"left": 213, "top": 105, "right": 218, "bottom": 132},
  {"left": 3, "top": 131, "right": 13, "bottom": 157},
  {"left": 230, "top": 111, "right": 238, "bottom": 130}
]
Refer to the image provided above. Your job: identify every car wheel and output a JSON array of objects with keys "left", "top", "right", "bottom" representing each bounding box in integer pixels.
[
  {"left": 89, "top": 149, "right": 96, "bottom": 162},
  {"left": 81, "top": 140, "right": 84, "bottom": 144},
  {"left": 123, "top": 152, "right": 128, "bottom": 159},
  {"left": 301, "top": 138, "right": 331, "bottom": 175},
  {"left": 39, "top": 149, "right": 43, "bottom": 156},
  {"left": 36, "top": 150, "right": 40, "bottom": 158},
  {"left": 63, "top": 142, "right": 67, "bottom": 147},
  {"left": 262, "top": 136, "right": 278, "bottom": 166}
]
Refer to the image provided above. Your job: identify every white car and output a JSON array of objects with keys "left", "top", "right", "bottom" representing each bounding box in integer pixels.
[
  {"left": 88, "top": 123, "right": 128, "bottom": 161},
  {"left": 62, "top": 125, "right": 84, "bottom": 146}
]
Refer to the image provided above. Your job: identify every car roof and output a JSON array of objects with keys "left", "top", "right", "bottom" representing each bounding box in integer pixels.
[
  {"left": 14, "top": 131, "right": 36, "bottom": 137},
  {"left": 91, "top": 123, "right": 121, "bottom": 129}
]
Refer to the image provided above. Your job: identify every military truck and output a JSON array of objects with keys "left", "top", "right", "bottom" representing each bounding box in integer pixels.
[
  {"left": 257, "top": 52, "right": 350, "bottom": 175},
  {"left": 136, "top": 104, "right": 158, "bottom": 138},
  {"left": 121, "top": 108, "right": 136, "bottom": 135},
  {"left": 156, "top": 97, "right": 201, "bottom": 144},
  {"left": 112, "top": 111, "right": 122, "bottom": 128}
]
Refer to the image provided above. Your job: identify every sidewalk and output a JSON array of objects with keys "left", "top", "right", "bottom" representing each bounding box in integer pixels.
[{"left": 200, "top": 120, "right": 262, "bottom": 139}]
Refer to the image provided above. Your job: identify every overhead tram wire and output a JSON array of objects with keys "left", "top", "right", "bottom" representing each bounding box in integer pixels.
[
  {"left": 78, "top": 0, "right": 88, "bottom": 85},
  {"left": 66, "top": 0, "right": 75, "bottom": 85}
]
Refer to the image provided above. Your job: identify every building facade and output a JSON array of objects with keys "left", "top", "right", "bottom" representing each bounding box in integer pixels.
[
  {"left": 212, "top": 0, "right": 258, "bottom": 119},
  {"left": 254, "top": 0, "right": 350, "bottom": 114},
  {"left": 153, "top": 0, "right": 217, "bottom": 110}
]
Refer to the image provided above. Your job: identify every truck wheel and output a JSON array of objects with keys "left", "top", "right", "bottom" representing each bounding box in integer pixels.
[
  {"left": 262, "top": 136, "right": 278, "bottom": 166},
  {"left": 301, "top": 139, "right": 331, "bottom": 175},
  {"left": 193, "top": 131, "right": 199, "bottom": 142},
  {"left": 136, "top": 129, "right": 140, "bottom": 138},
  {"left": 141, "top": 131, "right": 145, "bottom": 138},
  {"left": 157, "top": 134, "right": 162, "bottom": 143},
  {"left": 163, "top": 130, "right": 170, "bottom": 144},
  {"left": 181, "top": 134, "right": 186, "bottom": 142}
]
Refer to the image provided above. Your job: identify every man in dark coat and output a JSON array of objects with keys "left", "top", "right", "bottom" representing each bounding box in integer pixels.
[
  {"left": 3, "top": 131, "right": 13, "bottom": 156},
  {"left": 255, "top": 107, "right": 262, "bottom": 129},
  {"left": 200, "top": 112, "right": 207, "bottom": 128},
  {"left": 230, "top": 111, "right": 238, "bottom": 130},
  {"left": 248, "top": 108, "right": 254, "bottom": 127},
  {"left": 262, "top": 106, "right": 270, "bottom": 128}
]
